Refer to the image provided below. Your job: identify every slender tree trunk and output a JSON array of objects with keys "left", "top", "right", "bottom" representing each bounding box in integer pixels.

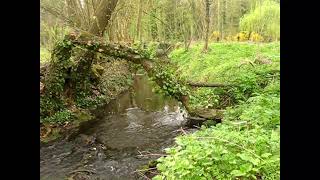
[
  {"left": 222, "top": 0, "right": 226, "bottom": 39},
  {"left": 136, "top": 0, "right": 143, "bottom": 42},
  {"left": 149, "top": 0, "right": 158, "bottom": 41},
  {"left": 203, "top": 0, "right": 210, "bottom": 52},
  {"left": 66, "top": 0, "right": 82, "bottom": 27},
  {"left": 69, "top": 0, "right": 119, "bottom": 97},
  {"left": 90, "top": 0, "right": 119, "bottom": 36},
  {"left": 218, "top": 0, "right": 222, "bottom": 39}
]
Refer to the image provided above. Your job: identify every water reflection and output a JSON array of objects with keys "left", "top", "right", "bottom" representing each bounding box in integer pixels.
[{"left": 40, "top": 75, "right": 187, "bottom": 180}]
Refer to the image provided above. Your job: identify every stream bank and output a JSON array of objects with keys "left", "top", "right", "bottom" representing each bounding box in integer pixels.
[
  {"left": 40, "top": 75, "right": 191, "bottom": 180},
  {"left": 40, "top": 59, "right": 134, "bottom": 143}
]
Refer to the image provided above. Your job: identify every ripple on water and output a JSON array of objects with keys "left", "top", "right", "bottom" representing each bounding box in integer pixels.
[{"left": 40, "top": 75, "right": 188, "bottom": 179}]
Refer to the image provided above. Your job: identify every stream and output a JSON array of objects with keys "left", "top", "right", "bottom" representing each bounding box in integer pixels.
[{"left": 40, "top": 74, "right": 189, "bottom": 180}]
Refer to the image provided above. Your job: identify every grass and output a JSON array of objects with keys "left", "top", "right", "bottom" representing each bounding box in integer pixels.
[
  {"left": 169, "top": 42, "right": 280, "bottom": 109},
  {"left": 170, "top": 42, "right": 280, "bottom": 83},
  {"left": 153, "top": 42, "right": 280, "bottom": 180}
]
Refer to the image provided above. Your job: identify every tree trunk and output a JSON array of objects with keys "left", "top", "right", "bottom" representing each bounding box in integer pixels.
[
  {"left": 63, "top": 0, "right": 119, "bottom": 99},
  {"left": 203, "top": 0, "right": 210, "bottom": 52},
  {"left": 136, "top": 0, "right": 143, "bottom": 41},
  {"left": 66, "top": 32, "right": 192, "bottom": 111},
  {"left": 48, "top": 32, "right": 236, "bottom": 120},
  {"left": 90, "top": 0, "right": 119, "bottom": 36}
]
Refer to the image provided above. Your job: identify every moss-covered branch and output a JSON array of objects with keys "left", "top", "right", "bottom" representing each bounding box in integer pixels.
[{"left": 66, "top": 32, "right": 193, "bottom": 112}]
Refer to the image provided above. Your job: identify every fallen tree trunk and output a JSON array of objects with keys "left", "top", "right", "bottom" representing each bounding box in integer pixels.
[
  {"left": 63, "top": 32, "right": 191, "bottom": 112},
  {"left": 45, "top": 32, "right": 228, "bottom": 121}
]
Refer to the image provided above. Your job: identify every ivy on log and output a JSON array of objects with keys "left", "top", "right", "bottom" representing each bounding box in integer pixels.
[
  {"left": 66, "top": 32, "right": 192, "bottom": 112},
  {"left": 43, "top": 32, "right": 230, "bottom": 120}
]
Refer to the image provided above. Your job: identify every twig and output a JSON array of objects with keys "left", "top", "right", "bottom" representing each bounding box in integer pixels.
[
  {"left": 68, "top": 169, "right": 96, "bottom": 175},
  {"left": 180, "top": 127, "right": 187, "bottom": 135}
]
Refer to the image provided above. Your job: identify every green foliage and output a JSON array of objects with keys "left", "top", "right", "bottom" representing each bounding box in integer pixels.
[
  {"left": 150, "top": 63, "right": 189, "bottom": 99},
  {"left": 170, "top": 42, "right": 280, "bottom": 108},
  {"left": 40, "top": 22, "right": 71, "bottom": 50},
  {"left": 41, "top": 109, "right": 73, "bottom": 125},
  {"left": 40, "top": 95, "right": 64, "bottom": 119},
  {"left": 40, "top": 47, "right": 51, "bottom": 63},
  {"left": 155, "top": 42, "right": 280, "bottom": 180},
  {"left": 154, "top": 124, "right": 280, "bottom": 180},
  {"left": 75, "top": 92, "right": 105, "bottom": 109},
  {"left": 44, "top": 39, "right": 75, "bottom": 95},
  {"left": 146, "top": 42, "right": 160, "bottom": 58},
  {"left": 40, "top": 40, "right": 75, "bottom": 118},
  {"left": 239, "top": 1, "right": 280, "bottom": 41},
  {"left": 224, "top": 81, "right": 280, "bottom": 130},
  {"left": 189, "top": 89, "right": 219, "bottom": 109}
]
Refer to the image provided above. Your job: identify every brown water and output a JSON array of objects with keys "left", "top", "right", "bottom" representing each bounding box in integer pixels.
[{"left": 40, "top": 75, "right": 188, "bottom": 180}]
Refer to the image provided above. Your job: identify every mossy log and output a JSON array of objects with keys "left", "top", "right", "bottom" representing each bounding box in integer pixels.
[
  {"left": 45, "top": 32, "right": 226, "bottom": 121},
  {"left": 65, "top": 32, "right": 192, "bottom": 112}
]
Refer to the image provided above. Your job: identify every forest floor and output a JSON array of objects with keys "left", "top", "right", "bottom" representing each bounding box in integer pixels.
[{"left": 148, "top": 41, "right": 280, "bottom": 179}]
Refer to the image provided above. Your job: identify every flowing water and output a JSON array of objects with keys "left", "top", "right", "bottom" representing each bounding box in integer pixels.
[{"left": 40, "top": 75, "right": 188, "bottom": 180}]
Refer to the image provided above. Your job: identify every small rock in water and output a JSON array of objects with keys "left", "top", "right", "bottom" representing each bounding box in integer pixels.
[
  {"left": 100, "top": 144, "right": 106, "bottom": 150},
  {"left": 110, "top": 166, "right": 115, "bottom": 171},
  {"left": 97, "top": 153, "right": 104, "bottom": 159}
]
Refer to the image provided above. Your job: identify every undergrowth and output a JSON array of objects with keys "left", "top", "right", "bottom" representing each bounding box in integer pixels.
[
  {"left": 170, "top": 42, "right": 279, "bottom": 108},
  {"left": 40, "top": 47, "right": 51, "bottom": 63},
  {"left": 40, "top": 42, "right": 133, "bottom": 126},
  {"left": 154, "top": 42, "right": 280, "bottom": 180}
]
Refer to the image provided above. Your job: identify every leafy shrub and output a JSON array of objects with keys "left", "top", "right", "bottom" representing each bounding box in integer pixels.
[
  {"left": 250, "top": 32, "right": 264, "bottom": 42},
  {"left": 189, "top": 89, "right": 220, "bottom": 109},
  {"left": 154, "top": 42, "right": 280, "bottom": 180},
  {"left": 150, "top": 65, "right": 189, "bottom": 99},
  {"left": 239, "top": 1, "right": 280, "bottom": 41},
  {"left": 234, "top": 31, "right": 250, "bottom": 41},
  {"left": 41, "top": 109, "right": 73, "bottom": 125},
  {"left": 40, "top": 47, "right": 51, "bottom": 63},
  {"left": 169, "top": 42, "right": 280, "bottom": 108},
  {"left": 154, "top": 124, "right": 280, "bottom": 180},
  {"left": 210, "top": 31, "right": 221, "bottom": 41},
  {"left": 224, "top": 80, "right": 280, "bottom": 130}
]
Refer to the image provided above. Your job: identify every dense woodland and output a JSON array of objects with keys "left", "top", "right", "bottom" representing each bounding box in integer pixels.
[
  {"left": 40, "top": 0, "right": 279, "bottom": 51},
  {"left": 40, "top": 0, "right": 280, "bottom": 179}
]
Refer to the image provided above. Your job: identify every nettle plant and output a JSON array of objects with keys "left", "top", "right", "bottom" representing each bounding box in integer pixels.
[{"left": 154, "top": 124, "right": 280, "bottom": 180}]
